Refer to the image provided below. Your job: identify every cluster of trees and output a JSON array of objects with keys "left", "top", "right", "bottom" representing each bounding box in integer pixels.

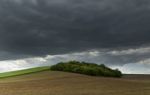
[{"left": 50, "top": 61, "right": 122, "bottom": 78}]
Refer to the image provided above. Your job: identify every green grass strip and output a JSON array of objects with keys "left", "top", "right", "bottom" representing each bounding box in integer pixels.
[{"left": 0, "top": 66, "right": 50, "bottom": 78}]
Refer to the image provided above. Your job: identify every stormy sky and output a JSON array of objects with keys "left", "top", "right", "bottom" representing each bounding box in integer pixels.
[{"left": 0, "top": 0, "right": 150, "bottom": 73}]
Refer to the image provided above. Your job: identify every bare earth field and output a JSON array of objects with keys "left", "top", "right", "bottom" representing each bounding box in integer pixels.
[{"left": 0, "top": 71, "right": 149, "bottom": 95}]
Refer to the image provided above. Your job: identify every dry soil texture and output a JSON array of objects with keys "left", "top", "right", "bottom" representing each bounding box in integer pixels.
[{"left": 0, "top": 71, "right": 149, "bottom": 95}]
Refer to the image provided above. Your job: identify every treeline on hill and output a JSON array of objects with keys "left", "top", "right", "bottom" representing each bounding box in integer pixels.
[{"left": 50, "top": 61, "right": 122, "bottom": 78}]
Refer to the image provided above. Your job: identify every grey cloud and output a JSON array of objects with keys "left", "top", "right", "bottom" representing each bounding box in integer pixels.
[
  {"left": 0, "top": 0, "right": 150, "bottom": 61},
  {"left": 41, "top": 47, "right": 150, "bottom": 66}
]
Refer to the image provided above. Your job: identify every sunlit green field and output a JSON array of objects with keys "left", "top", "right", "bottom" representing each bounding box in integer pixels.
[
  {"left": 0, "top": 68, "right": 149, "bottom": 95},
  {"left": 0, "top": 66, "right": 50, "bottom": 78}
]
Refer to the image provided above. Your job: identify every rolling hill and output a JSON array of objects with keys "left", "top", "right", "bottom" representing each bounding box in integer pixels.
[{"left": 0, "top": 69, "right": 149, "bottom": 95}]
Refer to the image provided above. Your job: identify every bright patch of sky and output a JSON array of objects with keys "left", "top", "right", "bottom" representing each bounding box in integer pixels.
[{"left": 0, "top": 48, "right": 150, "bottom": 74}]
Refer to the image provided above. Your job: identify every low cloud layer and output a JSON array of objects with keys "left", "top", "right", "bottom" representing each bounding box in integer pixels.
[
  {"left": 1, "top": 47, "right": 150, "bottom": 74},
  {"left": 0, "top": 0, "right": 150, "bottom": 73}
]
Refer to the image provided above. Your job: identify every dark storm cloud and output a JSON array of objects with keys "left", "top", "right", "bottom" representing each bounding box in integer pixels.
[{"left": 0, "top": 0, "right": 150, "bottom": 60}]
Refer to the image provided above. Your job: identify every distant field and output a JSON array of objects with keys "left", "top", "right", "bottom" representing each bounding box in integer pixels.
[
  {"left": 0, "top": 66, "right": 50, "bottom": 78},
  {"left": 0, "top": 70, "right": 149, "bottom": 95}
]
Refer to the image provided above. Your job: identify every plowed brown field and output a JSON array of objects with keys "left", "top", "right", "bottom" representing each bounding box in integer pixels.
[{"left": 0, "top": 71, "right": 149, "bottom": 95}]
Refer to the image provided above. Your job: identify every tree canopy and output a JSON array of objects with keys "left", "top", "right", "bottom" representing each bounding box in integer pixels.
[{"left": 51, "top": 61, "right": 122, "bottom": 78}]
